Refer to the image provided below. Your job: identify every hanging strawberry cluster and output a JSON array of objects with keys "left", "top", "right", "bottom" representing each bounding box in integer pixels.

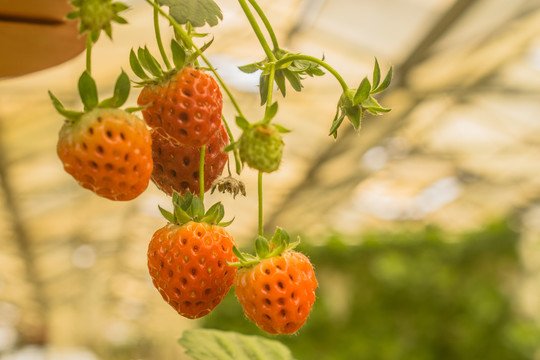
[{"left": 50, "top": 0, "right": 392, "bottom": 335}]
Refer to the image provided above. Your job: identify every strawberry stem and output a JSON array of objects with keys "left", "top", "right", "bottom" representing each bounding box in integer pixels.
[
  {"left": 153, "top": 6, "right": 172, "bottom": 70},
  {"left": 200, "top": 145, "right": 206, "bottom": 201},
  {"left": 246, "top": 0, "right": 279, "bottom": 51},
  {"left": 275, "top": 54, "right": 349, "bottom": 92},
  {"left": 222, "top": 115, "right": 242, "bottom": 175},
  {"left": 237, "top": 0, "right": 276, "bottom": 62},
  {"left": 85, "top": 35, "right": 93, "bottom": 75},
  {"left": 258, "top": 170, "right": 264, "bottom": 236}
]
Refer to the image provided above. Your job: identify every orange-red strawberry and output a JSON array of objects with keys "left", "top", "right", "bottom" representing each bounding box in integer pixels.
[
  {"left": 151, "top": 124, "right": 228, "bottom": 196},
  {"left": 147, "top": 192, "right": 237, "bottom": 319},
  {"left": 57, "top": 107, "right": 153, "bottom": 201},
  {"left": 137, "top": 67, "right": 223, "bottom": 147},
  {"left": 232, "top": 229, "right": 318, "bottom": 335}
]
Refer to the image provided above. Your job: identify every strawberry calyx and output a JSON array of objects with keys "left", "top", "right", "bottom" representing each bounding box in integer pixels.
[
  {"left": 158, "top": 191, "right": 234, "bottom": 227},
  {"left": 329, "top": 59, "right": 393, "bottom": 138},
  {"left": 229, "top": 227, "right": 300, "bottom": 268},
  {"left": 49, "top": 70, "right": 133, "bottom": 124},
  {"left": 239, "top": 48, "right": 325, "bottom": 106},
  {"left": 68, "top": 0, "right": 129, "bottom": 42},
  {"left": 130, "top": 35, "right": 214, "bottom": 86}
]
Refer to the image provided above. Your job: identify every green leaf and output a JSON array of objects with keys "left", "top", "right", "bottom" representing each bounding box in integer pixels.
[
  {"left": 48, "top": 91, "right": 83, "bottom": 120},
  {"left": 137, "top": 47, "right": 163, "bottom": 78},
  {"left": 372, "top": 58, "right": 381, "bottom": 89},
  {"left": 158, "top": 0, "right": 223, "bottom": 28},
  {"left": 372, "top": 66, "right": 393, "bottom": 94},
  {"left": 129, "top": 49, "right": 149, "bottom": 80},
  {"left": 158, "top": 205, "right": 176, "bottom": 223},
  {"left": 78, "top": 71, "right": 98, "bottom": 111},
  {"left": 353, "top": 77, "right": 371, "bottom": 106},
  {"left": 171, "top": 39, "right": 186, "bottom": 69},
  {"left": 178, "top": 329, "right": 297, "bottom": 359},
  {"left": 235, "top": 116, "right": 250, "bottom": 131}
]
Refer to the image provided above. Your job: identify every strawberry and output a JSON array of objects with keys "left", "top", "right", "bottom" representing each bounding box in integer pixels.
[
  {"left": 69, "top": 0, "right": 129, "bottom": 40},
  {"left": 232, "top": 229, "right": 317, "bottom": 335},
  {"left": 148, "top": 192, "right": 237, "bottom": 319},
  {"left": 238, "top": 123, "right": 284, "bottom": 173},
  {"left": 57, "top": 108, "right": 153, "bottom": 201},
  {"left": 151, "top": 124, "right": 228, "bottom": 196},
  {"left": 137, "top": 67, "right": 223, "bottom": 148}
]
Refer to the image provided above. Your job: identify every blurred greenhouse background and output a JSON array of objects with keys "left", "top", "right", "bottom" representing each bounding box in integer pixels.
[{"left": 1, "top": 0, "right": 540, "bottom": 358}]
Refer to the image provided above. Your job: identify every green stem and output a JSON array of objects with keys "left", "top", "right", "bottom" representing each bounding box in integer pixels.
[
  {"left": 154, "top": 6, "right": 172, "bottom": 70},
  {"left": 222, "top": 115, "right": 242, "bottom": 175},
  {"left": 262, "top": 64, "right": 276, "bottom": 123},
  {"left": 199, "top": 145, "right": 206, "bottom": 200},
  {"left": 85, "top": 35, "right": 93, "bottom": 75},
  {"left": 247, "top": 0, "right": 279, "bottom": 50},
  {"left": 258, "top": 171, "right": 263, "bottom": 236},
  {"left": 275, "top": 54, "right": 349, "bottom": 92},
  {"left": 237, "top": 0, "right": 276, "bottom": 61}
]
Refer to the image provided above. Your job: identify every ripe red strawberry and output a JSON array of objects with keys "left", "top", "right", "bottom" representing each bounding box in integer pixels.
[
  {"left": 151, "top": 124, "right": 228, "bottom": 196},
  {"left": 57, "top": 107, "right": 153, "bottom": 201},
  {"left": 232, "top": 229, "right": 317, "bottom": 334},
  {"left": 137, "top": 67, "right": 223, "bottom": 147},
  {"left": 147, "top": 192, "right": 237, "bottom": 319}
]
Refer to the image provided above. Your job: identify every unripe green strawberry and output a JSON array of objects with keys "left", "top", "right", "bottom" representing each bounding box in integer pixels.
[
  {"left": 79, "top": 0, "right": 114, "bottom": 32},
  {"left": 238, "top": 124, "right": 284, "bottom": 173}
]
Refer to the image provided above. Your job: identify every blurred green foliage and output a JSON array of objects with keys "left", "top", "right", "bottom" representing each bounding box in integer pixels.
[{"left": 202, "top": 221, "right": 540, "bottom": 360}]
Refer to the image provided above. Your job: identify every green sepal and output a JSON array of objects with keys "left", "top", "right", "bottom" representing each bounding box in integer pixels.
[
  {"left": 187, "top": 37, "right": 214, "bottom": 64},
  {"left": 255, "top": 236, "right": 270, "bottom": 259},
  {"left": 171, "top": 39, "right": 186, "bottom": 69},
  {"left": 328, "top": 105, "right": 346, "bottom": 139},
  {"left": 103, "top": 24, "right": 113, "bottom": 39},
  {"left": 274, "top": 70, "right": 287, "bottom": 97},
  {"left": 158, "top": 0, "right": 223, "bottom": 28},
  {"left": 138, "top": 47, "right": 163, "bottom": 78},
  {"left": 259, "top": 74, "right": 270, "bottom": 106},
  {"left": 273, "top": 123, "right": 291, "bottom": 134},
  {"left": 112, "top": 15, "right": 128, "bottom": 24},
  {"left": 129, "top": 49, "right": 150, "bottom": 80},
  {"left": 263, "top": 102, "right": 278, "bottom": 123},
  {"left": 223, "top": 142, "right": 237, "bottom": 153},
  {"left": 78, "top": 71, "right": 98, "bottom": 111},
  {"left": 48, "top": 91, "right": 83, "bottom": 122},
  {"left": 125, "top": 105, "right": 147, "bottom": 113},
  {"left": 371, "top": 66, "right": 393, "bottom": 94},
  {"left": 90, "top": 30, "right": 100, "bottom": 43},
  {"left": 362, "top": 96, "right": 391, "bottom": 114},
  {"left": 112, "top": 2, "right": 129, "bottom": 12},
  {"left": 66, "top": 11, "right": 79, "bottom": 20},
  {"left": 238, "top": 63, "right": 261, "bottom": 74},
  {"left": 99, "top": 71, "right": 130, "bottom": 108},
  {"left": 372, "top": 58, "right": 381, "bottom": 89},
  {"left": 282, "top": 69, "right": 303, "bottom": 92},
  {"left": 353, "top": 77, "right": 371, "bottom": 106},
  {"left": 235, "top": 116, "right": 250, "bottom": 131},
  {"left": 161, "top": 191, "right": 233, "bottom": 227},
  {"left": 158, "top": 205, "right": 176, "bottom": 223}
]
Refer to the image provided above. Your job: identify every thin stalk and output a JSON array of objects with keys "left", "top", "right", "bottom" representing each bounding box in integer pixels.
[
  {"left": 154, "top": 6, "right": 172, "bottom": 69},
  {"left": 237, "top": 0, "right": 276, "bottom": 61},
  {"left": 222, "top": 115, "right": 242, "bottom": 175},
  {"left": 199, "top": 145, "right": 206, "bottom": 200},
  {"left": 247, "top": 0, "right": 279, "bottom": 50},
  {"left": 258, "top": 171, "right": 263, "bottom": 236},
  {"left": 265, "top": 64, "right": 276, "bottom": 112},
  {"left": 275, "top": 54, "right": 349, "bottom": 92},
  {"left": 86, "top": 35, "right": 93, "bottom": 74}
]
